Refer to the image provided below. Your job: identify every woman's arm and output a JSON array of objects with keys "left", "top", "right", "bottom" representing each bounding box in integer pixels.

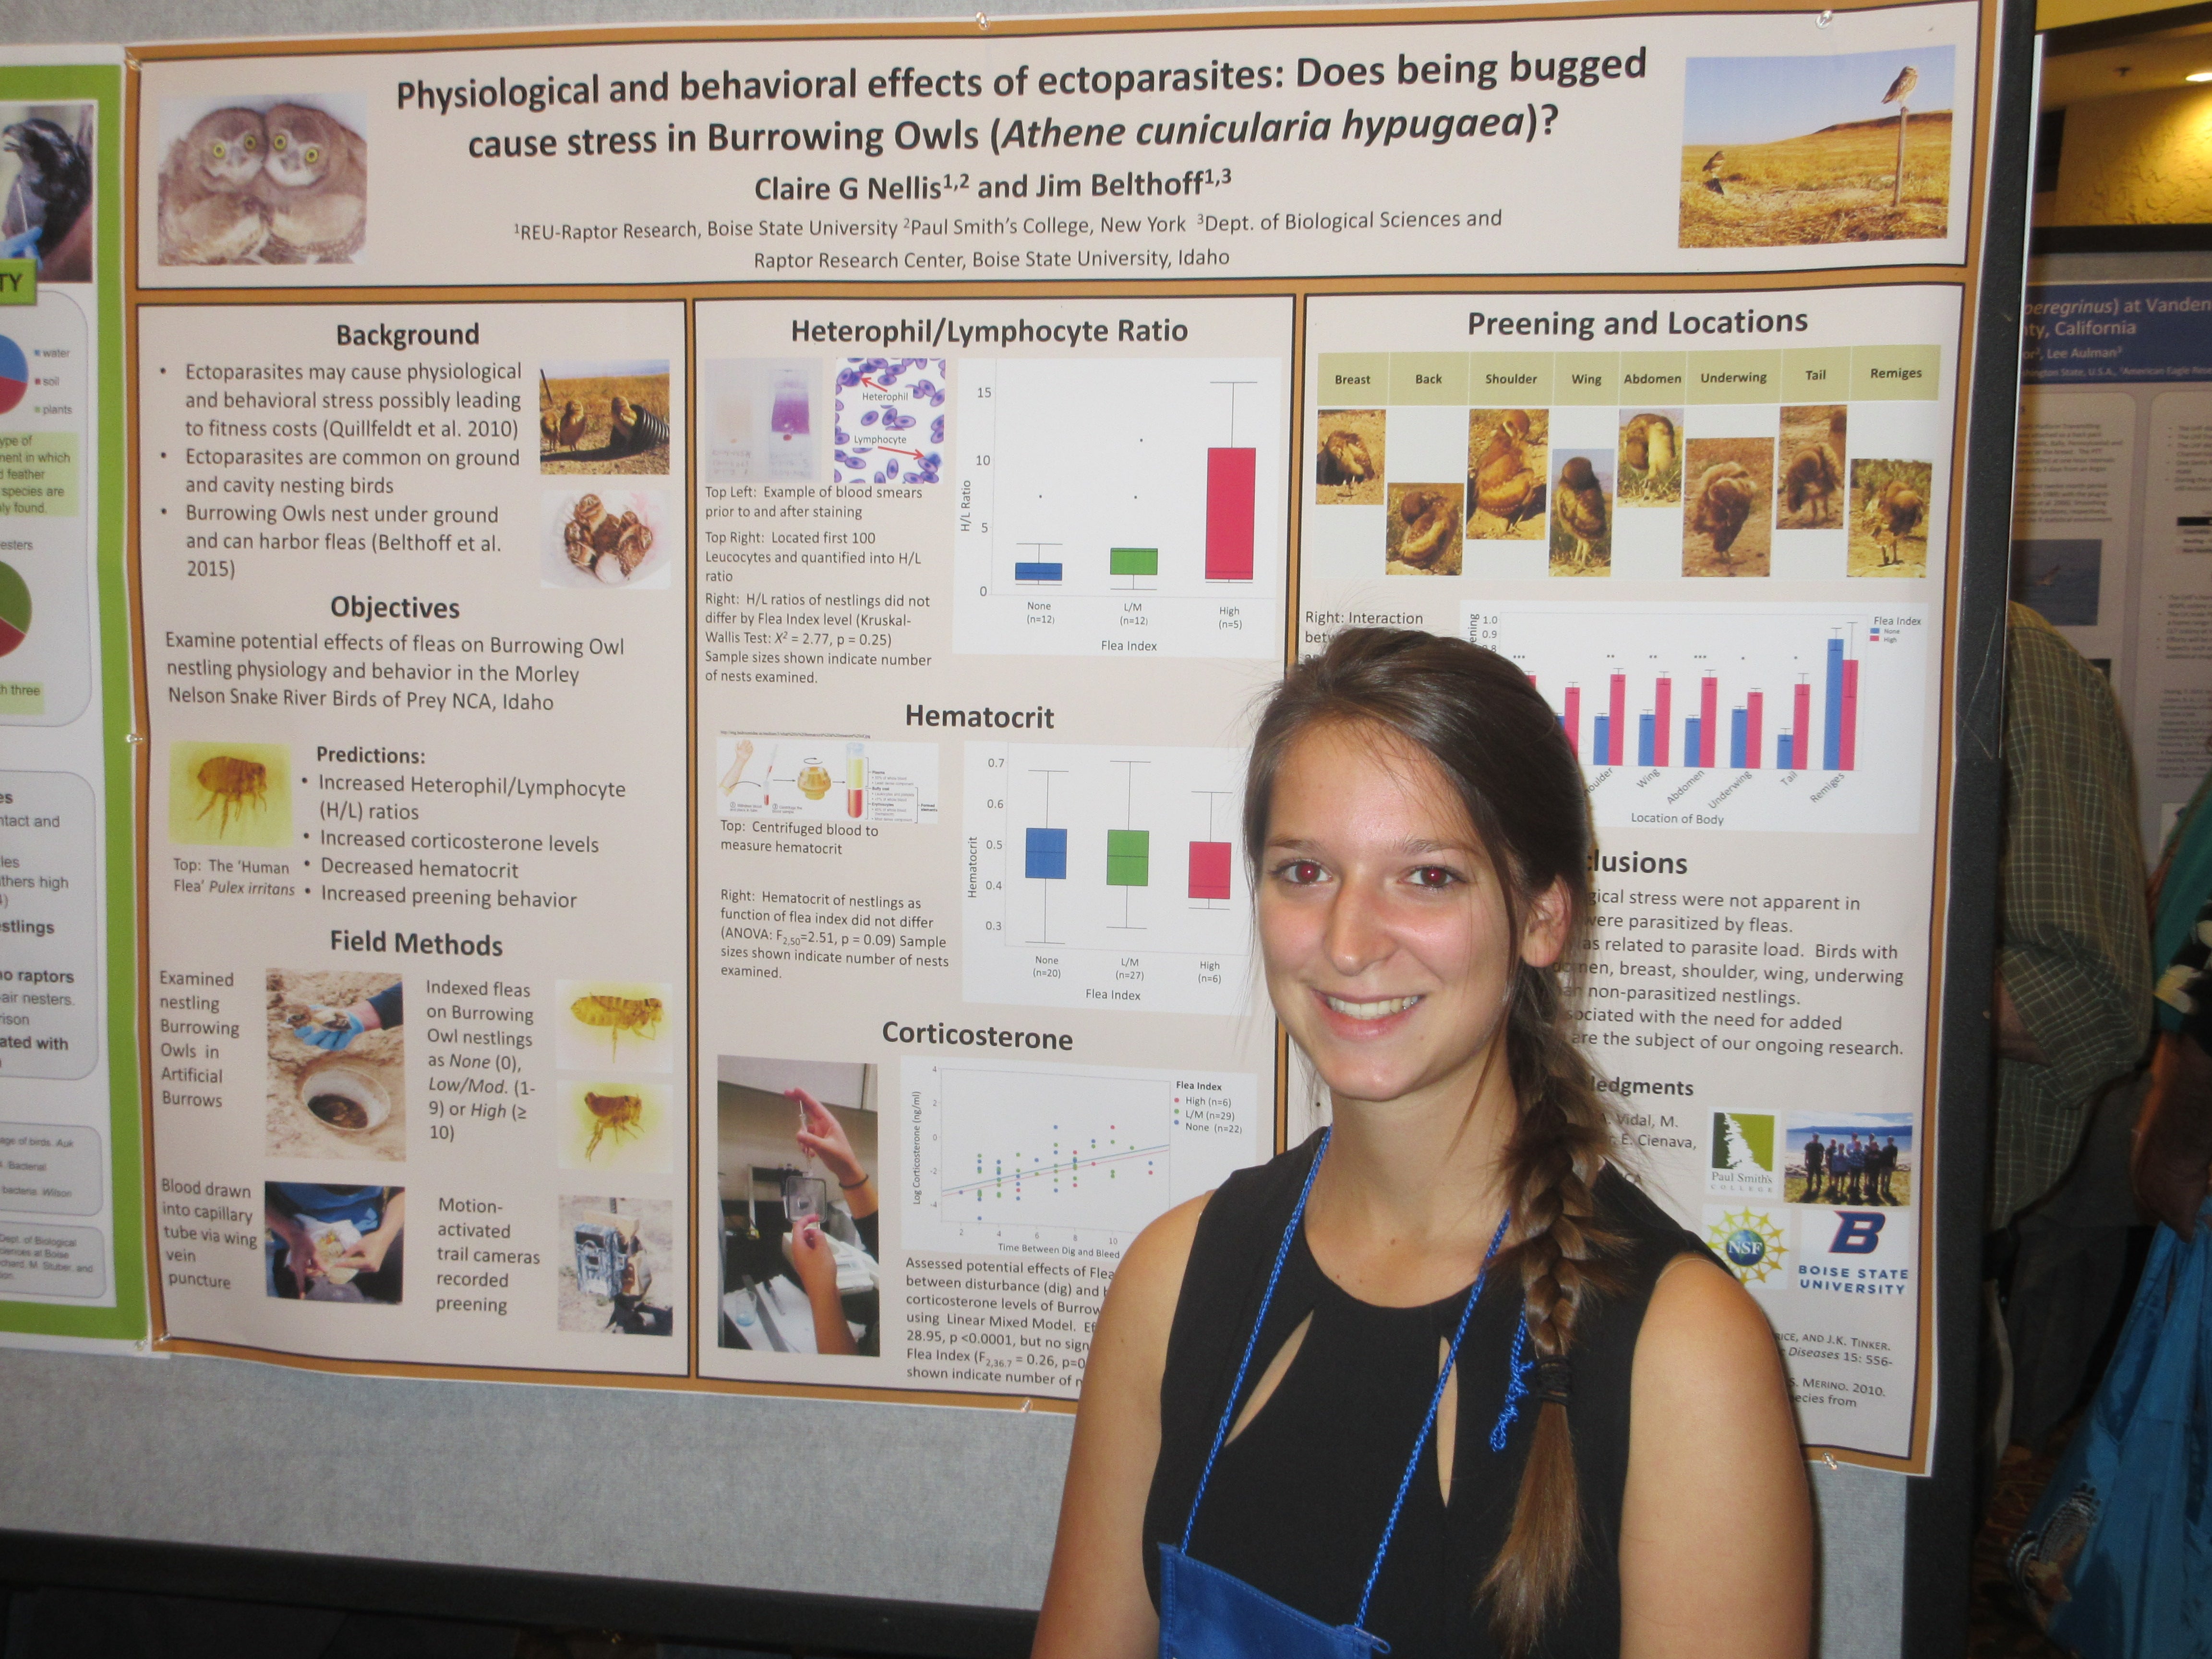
[
  {"left": 1032, "top": 1193, "right": 1207, "bottom": 1659},
  {"left": 1619, "top": 1255, "right": 1813, "bottom": 1659}
]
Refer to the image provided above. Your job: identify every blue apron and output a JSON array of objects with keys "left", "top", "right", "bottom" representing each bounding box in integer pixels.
[{"left": 1159, "top": 1129, "right": 1511, "bottom": 1659}]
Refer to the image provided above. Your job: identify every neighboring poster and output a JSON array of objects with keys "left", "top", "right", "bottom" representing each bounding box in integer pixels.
[
  {"left": 2018, "top": 271, "right": 2212, "bottom": 850},
  {"left": 126, "top": 0, "right": 2000, "bottom": 1470},
  {"left": 0, "top": 50, "right": 144, "bottom": 1346}
]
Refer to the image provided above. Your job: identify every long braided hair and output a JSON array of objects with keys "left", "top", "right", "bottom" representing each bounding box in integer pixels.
[{"left": 1243, "top": 628, "right": 1619, "bottom": 1656}]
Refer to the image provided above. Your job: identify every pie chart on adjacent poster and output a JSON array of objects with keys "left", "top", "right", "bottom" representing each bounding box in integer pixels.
[
  {"left": 0, "top": 562, "right": 30, "bottom": 657},
  {"left": 0, "top": 337, "right": 26, "bottom": 416}
]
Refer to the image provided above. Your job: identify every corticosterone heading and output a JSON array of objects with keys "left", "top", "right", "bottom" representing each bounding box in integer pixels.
[{"left": 881, "top": 1020, "right": 1073, "bottom": 1050}]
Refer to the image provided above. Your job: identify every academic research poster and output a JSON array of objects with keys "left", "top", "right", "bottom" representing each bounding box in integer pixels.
[{"left": 123, "top": 0, "right": 2006, "bottom": 1469}]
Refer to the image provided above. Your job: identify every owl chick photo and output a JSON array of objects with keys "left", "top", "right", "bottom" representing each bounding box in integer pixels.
[{"left": 157, "top": 94, "right": 366, "bottom": 266}]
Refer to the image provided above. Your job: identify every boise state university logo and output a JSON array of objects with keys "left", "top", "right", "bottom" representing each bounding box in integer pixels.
[{"left": 1705, "top": 1206, "right": 1789, "bottom": 1285}]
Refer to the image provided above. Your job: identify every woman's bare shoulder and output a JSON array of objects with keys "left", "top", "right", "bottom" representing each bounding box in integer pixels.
[{"left": 1102, "top": 1190, "right": 1212, "bottom": 1336}]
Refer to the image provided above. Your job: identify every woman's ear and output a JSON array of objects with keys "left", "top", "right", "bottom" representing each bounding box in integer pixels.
[{"left": 1519, "top": 877, "right": 1573, "bottom": 968}]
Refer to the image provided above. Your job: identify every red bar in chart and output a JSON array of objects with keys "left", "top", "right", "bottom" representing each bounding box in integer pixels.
[
  {"left": 1745, "top": 691, "right": 1763, "bottom": 770},
  {"left": 1699, "top": 675, "right": 1718, "bottom": 769},
  {"left": 1204, "top": 448, "right": 1256, "bottom": 581},
  {"left": 1654, "top": 676, "right": 1672, "bottom": 768},
  {"left": 1791, "top": 680, "right": 1811, "bottom": 772},
  {"left": 1840, "top": 658, "right": 1860, "bottom": 770},
  {"left": 1188, "top": 841, "right": 1233, "bottom": 901},
  {"left": 1563, "top": 684, "right": 1581, "bottom": 757},
  {"left": 1608, "top": 673, "right": 1626, "bottom": 767}
]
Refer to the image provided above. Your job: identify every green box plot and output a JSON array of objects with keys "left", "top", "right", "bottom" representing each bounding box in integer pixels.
[
  {"left": 1106, "top": 829, "right": 1151, "bottom": 887},
  {"left": 1109, "top": 547, "right": 1159, "bottom": 577}
]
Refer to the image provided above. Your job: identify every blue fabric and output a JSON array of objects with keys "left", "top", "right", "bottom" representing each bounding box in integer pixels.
[
  {"left": 1165, "top": 1127, "right": 1510, "bottom": 1656},
  {"left": 1158, "top": 1545, "right": 1386, "bottom": 1659},
  {"left": 268, "top": 1184, "right": 385, "bottom": 1229},
  {"left": 2009, "top": 1201, "right": 2212, "bottom": 1654}
]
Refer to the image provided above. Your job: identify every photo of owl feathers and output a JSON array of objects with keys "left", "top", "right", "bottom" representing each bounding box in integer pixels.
[{"left": 158, "top": 102, "right": 366, "bottom": 266}]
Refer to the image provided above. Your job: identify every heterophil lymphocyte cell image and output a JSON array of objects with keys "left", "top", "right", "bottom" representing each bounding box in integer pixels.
[{"left": 834, "top": 357, "right": 945, "bottom": 485}]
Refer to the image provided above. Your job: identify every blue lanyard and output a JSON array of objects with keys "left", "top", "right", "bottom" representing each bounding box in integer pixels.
[{"left": 1179, "top": 1128, "right": 1514, "bottom": 1633}]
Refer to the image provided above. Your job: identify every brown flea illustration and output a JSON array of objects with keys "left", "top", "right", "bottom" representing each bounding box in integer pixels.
[
  {"left": 583, "top": 1090, "right": 646, "bottom": 1160},
  {"left": 193, "top": 754, "right": 269, "bottom": 835},
  {"left": 571, "top": 993, "right": 664, "bottom": 1060}
]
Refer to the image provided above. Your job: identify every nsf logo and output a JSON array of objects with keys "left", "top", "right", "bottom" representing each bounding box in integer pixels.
[
  {"left": 1725, "top": 1226, "right": 1768, "bottom": 1271},
  {"left": 1705, "top": 1206, "right": 1789, "bottom": 1284}
]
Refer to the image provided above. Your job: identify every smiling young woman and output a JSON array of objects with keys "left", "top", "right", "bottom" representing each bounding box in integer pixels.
[{"left": 1033, "top": 629, "right": 1811, "bottom": 1659}]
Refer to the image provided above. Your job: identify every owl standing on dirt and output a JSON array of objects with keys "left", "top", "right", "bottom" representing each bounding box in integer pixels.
[
  {"left": 157, "top": 108, "right": 269, "bottom": 265},
  {"left": 256, "top": 104, "right": 366, "bottom": 263}
]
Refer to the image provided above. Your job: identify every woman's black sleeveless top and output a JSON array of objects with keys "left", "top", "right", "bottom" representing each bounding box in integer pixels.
[{"left": 1142, "top": 1132, "right": 1719, "bottom": 1659}]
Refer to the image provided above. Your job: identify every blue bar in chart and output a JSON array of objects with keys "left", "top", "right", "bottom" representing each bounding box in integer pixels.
[
  {"left": 1637, "top": 714, "right": 1655, "bottom": 767},
  {"left": 1684, "top": 717, "right": 1701, "bottom": 766},
  {"left": 1593, "top": 715, "right": 1610, "bottom": 763},
  {"left": 1778, "top": 733, "right": 1793, "bottom": 769},
  {"left": 1024, "top": 827, "right": 1069, "bottom": 880},
  {"left": 1014, "top": 561, "right": 1064, "bottom": 583},
  {"left": 1730, "top": 708, "right": 1747, "bottom": 769},
  {"left": 1823, "top": 638, "right": 1844, "bottom": 770}
]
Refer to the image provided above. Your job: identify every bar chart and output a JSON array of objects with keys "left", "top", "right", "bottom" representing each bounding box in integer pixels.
[
  {"left": 953, "top": 357, "right": 1282, "bottom": 658},
  {"left": 963, "top": 741, "right": 1253, "bottom": 1013},
  {"left": 900, "top": 1055, "right": 1261, "bottom": 1257},
  {"left": 1461, "top": 602, "right": 1929, "bottom": 834}
]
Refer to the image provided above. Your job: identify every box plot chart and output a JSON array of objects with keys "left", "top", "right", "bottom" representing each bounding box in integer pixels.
[
  {"left": 902, "top": 1057, "right": 1261, "bottom": 1256},
  {"left": 1462, "top": 601, "right": 1929, "bottom": 835},
  {"left": 955, "top": 357, "right": 1281, "bottom": 658},
  {"left": 967, "top": 741, "right": 1252, "bottom": 1013}
]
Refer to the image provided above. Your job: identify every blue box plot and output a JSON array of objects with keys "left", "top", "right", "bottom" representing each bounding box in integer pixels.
[{"left": 1024, "top": 827, "right": 1069, "bottom": 880}]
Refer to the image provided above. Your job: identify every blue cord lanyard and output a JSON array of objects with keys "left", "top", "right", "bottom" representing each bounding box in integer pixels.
[{"left": 1179, "top": 1128, "right": 1515, "bottom": 1634}]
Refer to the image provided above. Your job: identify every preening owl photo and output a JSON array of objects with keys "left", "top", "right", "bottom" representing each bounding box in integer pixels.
[
  {"left": 156, "top": 98, "right": 367, "bottom": 265},
  {"left": 256, "top": 103, "right": 367, "bottom": 264}
]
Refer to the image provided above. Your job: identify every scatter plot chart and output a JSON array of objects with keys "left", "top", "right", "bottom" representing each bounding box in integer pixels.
[
  {"left": 901, "top": 1056, "right": 1261, "bottom": 1256},
  {"left": 965, "top": 741, "right": 1253, "bottom": 1013}
]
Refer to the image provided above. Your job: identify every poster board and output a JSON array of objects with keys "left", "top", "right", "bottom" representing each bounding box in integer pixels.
[
  {"left": 0, "top": 47, "right": 144, "bottom": 1346},
  {"left": 2016, "top": 250, "right": 2212, "bottom": 853},
  {"left": 0, "top": 5, "right": 2030, "bottom": 1529}
]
